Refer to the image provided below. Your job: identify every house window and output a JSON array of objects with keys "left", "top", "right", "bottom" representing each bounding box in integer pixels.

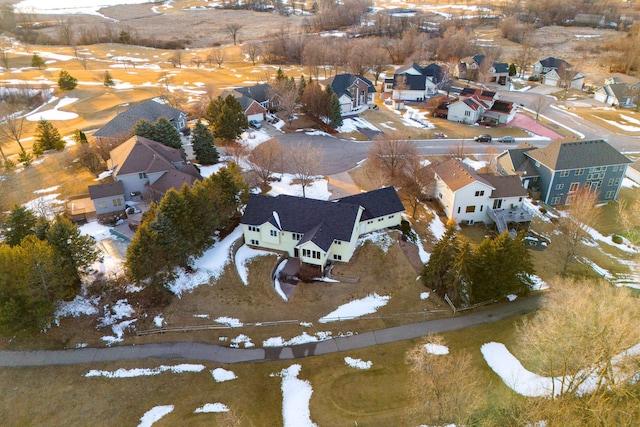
[
  {"left": 97, "top": 200, "right": 107, "bottom": 209},
  {"left": 313, "top": 251, "right": 321, "bottom": 259},
  {"left": 388, "top": 215, "right": 394, "bottom": 219},
  {"left": 615, "top": 178, "right": 620, "bottom": 185},
  {"left": 466, "top": 206, "right": 476, "bottom": 213},
  {"left": 464, "top": 111, "right": 471, "bottom": 117},
  {"left": 560, "top": 171, "right": 570, "bottom": 177},
  {"left": 378, "top": 218, "right": 384, "bottom": 222},
  {"left": 250, "top": 239, "right": 259, "bottom": 245},
  {"left": 334, "top": 240, "right": 342, "bottom": 245},
  {"left": 438, "top": 193, "right": 443, "bottom": 199},
  {"left": 302, "top": 249, "right": 310, "bottom": 257},
  {"left": 589, "top": 166, "right": 606, "bottom": 173},
  {"left": 590, "top": 181, "right": 602, "bottom": 190},
  {"left": 605, "top": 191, "right": 614, "bottom": 199},
  {"left": 292, "top": 233, "right": 302, "bottom": 240},
  {"left": 575, "top": 169, "right": 584, "bottom": 176},
  {"left": 550, "top": 197, "right": 560, "bottom": 205},
  {"left": 475, "top": 190, "right": 484, "bottom": 197},
  {"left": 493, "top": 199, "right": 502, "bottom": 209},
  {"left": 519, "top": 197, "right": 523, "bottom": 202},
  {"left": 612, "top": 165, "right": 618, "bottom": 172},
  {"left": 113, "top": 198, "right": 123, "bottom": 207},
  {"left": 367, "top": 220, "right": 373, "bottom": 224},
  {"left": 457, "top": 207, "right": 461, "bottom": 214},
  {"left": 480, "top": 205, "right": 483, "bottom": 212},
  {"left": 248, "top": 226, "right": 259, "bottom": 232},
  {"left": 270, "top": 230, "right": 278, "bottom": 237},
  {"left": 555, "top": 183, "right": 564, "bottom": 190},
  {"left": 569, "top": 182, "right": 580, "bottom": 192},
  {"left": 138, "top": 172, "right": 147, "bottom": 179},
  {"left": 333, "top": 254, "right": 342, "bottom": 261},
  {"left": 608, "top": 178, "right": 614, "bottom": 186}
]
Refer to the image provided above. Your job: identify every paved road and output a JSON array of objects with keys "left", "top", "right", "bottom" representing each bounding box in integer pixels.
[{"left": 0, "top": 294, "right": 541, "bottom": 367}]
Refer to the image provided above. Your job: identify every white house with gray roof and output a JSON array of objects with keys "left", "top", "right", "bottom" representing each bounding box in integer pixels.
[{"left": 240, "top": 187, "right": 405, "bottom": 268}]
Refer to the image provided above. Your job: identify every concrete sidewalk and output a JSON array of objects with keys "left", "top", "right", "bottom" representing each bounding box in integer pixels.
[{"left": 0, "top": 295, "right": 541, "bottom": 368}]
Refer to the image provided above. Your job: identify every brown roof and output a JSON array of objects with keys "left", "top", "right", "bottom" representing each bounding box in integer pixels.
[
  {"left": 108, "top": 136, "right": 185, "bottom": 177},
  {"left": 88, "top": 181, "right": 125, "bottom": 200},
  {"left": 479, "top": 174, "right": 528, "bottom": 198},
  {"left": 433, "top": 159, "right": 493, "bottom": 191},
  {"left": 149, "top": 169, "right": 201, "bottom": 196}
]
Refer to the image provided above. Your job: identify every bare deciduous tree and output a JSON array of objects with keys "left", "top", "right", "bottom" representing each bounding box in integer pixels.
[
  {"left": 208, "top": 48, "right": 225, "bottom": 69},
  {"left": 287, "top": 143, "right": 323, "bottom": 198},
  {"left": 242, "top": 41, "right": 262, "bottom": 66},
  {"left": 406, "top": 335, "right": 483, "bottom": 426},
  {"left": 0, "top": 105, "right": 27, "bottom": 154},
  {"left": 190, "top": 56, "right": 205, "bottom": 69},
  {"left": 448, "top": 140, "right": 470, "bottom": 160},
  {"left": 248, "top": 139, "right": 284, "bottom": 187},
  {"left": 368, "top": 131, "right": 417, "bottom": 184},
  {"left": 226, "top": 23, "right": 242, "bottom": 45},
  {"left": 531, "top": 94, "right": 551, "bottom": 120},
  {"left": 171, "top": 50, "right": 183, "bottom": 68}
]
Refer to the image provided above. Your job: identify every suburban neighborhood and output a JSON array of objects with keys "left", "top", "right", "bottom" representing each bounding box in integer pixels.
[{"left": 1, "top": 0, "right": 640, "bottom": 425}]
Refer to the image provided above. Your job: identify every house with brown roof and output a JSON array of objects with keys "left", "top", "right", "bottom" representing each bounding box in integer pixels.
[
  {"left": 433, "top": 159, "right": 531, "bottom": 230},
  {"left": 88, "top": 181, "right": 126, "bottom": 221},
  {"left": 91, "top": 135, "right": 202, "bottom": 207}
]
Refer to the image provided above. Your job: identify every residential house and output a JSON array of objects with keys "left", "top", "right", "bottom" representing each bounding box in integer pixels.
[
  {"left": 542, "top": 68, "right": 585, "bottom": 89},
  {"left": 88, "top": 181, "right": 126, "bottom": 221},
  {"left": 93, "top": 99, "right": 187, "bottom": 148},
  {"left": 224, "top": 83, "right": 279, "bottom": 121},
  {"left": 327, "top": 73, "right": 376, "bottom": 114},
  {"left": 433, "top": 159, "right": 531, "bottom": 231},
  {"left": 496, "top": 143, "right": 541, "bottom": 191},
  {"left": 497, "top": 140, "right": 632, "bottom": 206},
  {"left": 594, "top": 79, "right": 639, "bottom": 107},
  {"left": 104, "top": 135, "right": 202, "bottom": 203},
  {"left": 240, "top": 187, "right": 404, "bottom": 268},
  {"left": 384, "top": 62, "right": 444, "bottom": 101},
  {"left": 488, "top": 62, "right": 510, "bottom": 85},
  {"left": 447, "top": 88, "right": 514, "bottom": 124},
  {"left": 531, "top": 57, "right": 571, "bottom": 80},
  {"left": 221, "top": 89, "right": 267, "bottom": 122},
  {"left": 457, "top": 55, "right": 508, "bottom": 84}
]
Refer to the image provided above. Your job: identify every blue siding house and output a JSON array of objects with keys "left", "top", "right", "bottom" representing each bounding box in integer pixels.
[{"left": 497, "top": 140, "right": 631, "bottom": 206}]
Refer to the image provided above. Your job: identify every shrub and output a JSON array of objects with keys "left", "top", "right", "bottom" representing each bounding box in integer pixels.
[
  {"left": 612, "top": 235, "right": 623, "bottom": 244},
  {"left": 58, "top": 70, "right": 78, "bottom": 90}
]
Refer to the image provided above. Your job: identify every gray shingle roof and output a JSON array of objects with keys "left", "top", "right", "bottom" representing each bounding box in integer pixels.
[
  {"left": 88, "top": 181, "right": 125, "bottom": 200},
  {"left": 393, "top": 74, "right": 427, "bottom": 91},
  {"left": 94, "top": 99, "right": 184, "bottom": 138},
  {"left": 335, "top": 186, "right": 405, "bottom": 220},
  {"left": 328, "top": 74, "right": 376, "bottom": 99},
  {"left": 538, "top": 57, "right": 570, "bottom": 71},
  {"left": 234, "top": 83, "right": 273, "bottom": 104},
  {"left": 479, "top": 174, "right": 528, "bottom": 198},
  {"left": 525, "top": 140, "right": 632, "bottom": 171}
]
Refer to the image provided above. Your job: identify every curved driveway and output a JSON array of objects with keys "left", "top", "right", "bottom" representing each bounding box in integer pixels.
[{"left": 0, "top": 295, "right": 540, "bottom": 367}]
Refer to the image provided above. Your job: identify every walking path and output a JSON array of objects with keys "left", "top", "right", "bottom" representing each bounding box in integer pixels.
[{"left": 0, "top": 295, "right": 541, "bottom": 367}]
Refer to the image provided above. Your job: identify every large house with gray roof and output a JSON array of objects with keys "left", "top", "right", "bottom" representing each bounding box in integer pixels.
[
  {"left": 89, "top": 136, "right": 202, "bottom": 212},
  {"left": 327, "top": 73, "right": 376, "bottom": 114},
  {"left": 383, "top": 62, "right": 444, "bottom": 101},
  {"left": 497, "top": 140, "right": 632, "bottom": 206},
  {"left": 93, "top": 99, "right": 187, "bottom": 147},
  {"left": 240, "top": 187, "right": 404, "bottom": 268},
  {"left": 433, "top": 159, "right": 531, "bottom": 231}
]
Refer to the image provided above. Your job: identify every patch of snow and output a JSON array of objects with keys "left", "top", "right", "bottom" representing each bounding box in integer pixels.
[
  {"left": 193, "top": 314, "right": 209, "bottom": 319},
  {"left": 278, "top": 365, "right": 317, "bottom": 427},
  {"left": 215, "top": 317, "right": 243, "bottom": 327},
  {"left": 337, "top": 117, "right": 380, "bottom": 133},
  {"left": 55, "top": 296, "right": 99, "bottom": 322},
  {"left": 268, "top": 173, "right": 331, "bottom": 200},
  {"left": 33, "top": 185, "right": 60, "bottom": 194},
  {"left": 198, "top": 162, "right": 228, "bottom": 179},
  {"left": 194, "top": 403, "right": 229, "bottom": 413},
  {"left": 78, "top": 221, "right": 112, "bottom": 241},
  {"left": 528, "top": 274, "right": 549, "bottom": 291},
  {"left": 300, "top": 321, "right": 313, "bottom": 327},
  {"left": 420, "top": 292, "right": 430, "bottom": 300},
  {"left": 344, "top": 356, "right": 372, "bottom": 369},
  {"left": 428, "top": 210, "right": 447, "bottom": 240},
  {"left": 234, "top": 244, "right": 274, "bottom": 285},
  {"left": 319, "top": 293, "right": 390, "bottom": 323},
  {"left": 358, "top": 230, "right": 395, "bottom": 252},
  {"left": 424, "top": 343, "right": 449, "bottom": 355},
  {"left": 239, "top": 129, "right": 273, "bottom": 150},
  {"left": 462, "top": 157, "right": 488, "bottom": 170},
  {"left": 26, "top": 97, "right": 78, "bottom": 121},
  {"left": 263, "top": 331, "right": 333, "bottom": 347},
  {"left": 86, "top": 364, "right": 205, "bottom": 378},
  {"left": 507, "top": 294, "right": 518, "bottom": 301},
  {"left": 211, "top": 368, "right": 237, "bottom": 382},
  {"left": 153, "top": 315, "right": 164, "bottom": 328},
  {"left": 230, "top": 334, "right": 254, "bottom": 348},
  {"left": 273, "top": 259, "right": 289, "bottom": 301},
  {"left": 137, "top": 405, "right": 174, "bottom": 427},
  {"left": 76, "top": 343, "right": 88, "bottom": 348}
]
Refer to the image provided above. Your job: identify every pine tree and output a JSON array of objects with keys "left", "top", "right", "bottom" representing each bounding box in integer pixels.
[
  {"left": 103, "top": 70, "right": 115, "bottom": 87},
  {"left": 2, "top": 205, "right": 37, "bottom": 246},
  {"left": 133, "top": 119, "right": 154, "bottom": 139},
  {"left": 57, "top": 70, "right": 78, "bottom": 90},
  {"left": 31, "top": 53, "right": 45, "bottom": 69},
  {"left": 213, "top": 95, "right": 249, "bottom": 141},
  {"left": 152, "top": 116, "right": 182, "bottom": 149},
  {"left": 328, "top": 92, "right": 343, "bottom": 129},
  {"left": 205, "top": 96, "right": 225, "bottom": 126},
  {"left": 74, "top": 129, "right": 88, "bottom": 143},
  {"left": 508, "top": 63, "right": 517, "bottom": 77},
  {"left": 298, "top": 75, "right": 307, "bottom": 97},
  {"left": 150, "top": 189, "right": 194, "bottom": 268},
  {"left": 275, "top": 67, "right": 287, "bottom": 83},
  {"left": 32, "top": 119, "right": 64, "bottom": 155},
  {"left": 192, "top": 120, "right": 219, "bottom": 165}
]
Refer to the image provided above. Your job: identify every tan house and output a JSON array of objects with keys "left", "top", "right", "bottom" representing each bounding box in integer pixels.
[{"left": 240, "top": 187, "right": 405, "bottom": 268}]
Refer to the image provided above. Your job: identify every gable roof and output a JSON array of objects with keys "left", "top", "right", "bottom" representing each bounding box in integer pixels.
[
  {"left": 94, "top": 99, "right": 184, "bottom": 138},
  {"left": 393, "top": 73, "right": 427, "bottom": 91},
  {"left": 459, "top": 87, "right": 496, "bottom": 101},
  {"left": 109, "top": 135, "right": 189, "bottom": 177},
  {"left": 489, "top": 100, "right": 514, "bottom": 114},
  {"left": 497, "top": 145, "right": 539, "bottom": 178},
  {"left": 234, "top": 83, "right": 273, "bottom": 104},
  {"left": 395, "top": 62, "right": 423, "bottom": 75},
  {"left": 525, "top": 140, "right": 632, "bottom": 171},
  {"left": 149, "top": 168, "right": 201, "bottom": 196},
  {"left": 607, "top": 83, "right": 634, "bottom": 102},
  {"left": 479, "top": 174, "right": 528, "bottom": 198},
  {"left": 433, "top": 159, "right": 494, "bottom": 191},
  {"left": 537, "top": 56, "right": 570, "bottom": 71},
  {"left": 335, "top": 186, "right": 405, "bottom": 220},
  {"left": 88, "top": 181, "right": 125, "bottom": 200},
  {"left": 241, "top": 194, "right": 362, "bottom": 251},
  {"left": 328, "top": 74, "right": 376, "bottom": 99},
  {"left": 491, "top": 62, "right": 509, "bottom": 73},
  {"left": 473, "top": 54, "right": 485, "bottom": 66},
  {"left": 422, "top": 63, "right": 444, "bottom": 83}
]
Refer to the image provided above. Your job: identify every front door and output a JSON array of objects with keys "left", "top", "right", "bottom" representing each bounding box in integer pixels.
[{"left": 294, "top": 248, "right": 299, "bottom": 258}]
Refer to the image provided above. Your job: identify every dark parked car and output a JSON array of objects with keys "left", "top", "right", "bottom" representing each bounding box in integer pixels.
[
  {"left": 474, "top": 134, "right": 492, "bottom": 143},
  {"left": 498, "top": 136, "right": 515, "bottom": 143}
]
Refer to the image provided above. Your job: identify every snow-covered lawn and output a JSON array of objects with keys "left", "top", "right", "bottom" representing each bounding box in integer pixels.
[
  {"left": 137, "top": 405, "right": 174, "bottom": 427},
  {"left": 211, "top": 368, "right": 237, "bottom": 382},
  {"left": 318, "top": 293, "right": 390, "bottom": 323},
  {"left": 344, "top": 356, "right": 372, "bottom": 369},
  {"left": 234, "top": 245, "right": 274, "bottom": 285},
  {"left": 337, "top": 117, "right": 380, "bottom": 134},
  {"left": 424, "top": 343, "right": 449, "bottom": 355},
  {"left": 268, "top": 173, "right": 331, "bottom": 200},
  {"left": 277, "top": 364, "right": 317, "bottom": 427},
  {"left": 86, "top": 364, "right": 205, "bottom": 378},
  {"left": 26, "top": 97, "right": 78, "bottom": 121},
  {"left": 194, "top": 403, "right": 229, "bottom": 413}
]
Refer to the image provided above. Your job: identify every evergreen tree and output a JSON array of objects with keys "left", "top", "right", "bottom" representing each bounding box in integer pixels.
[
  {"left": 205, "top": 96, "right": 225, "bottom": 126},
  {"left": 31, "top": 53, "right": 45, "bottom": 69},
  {"left": 103, "top": 70, "right": 115, "bottom": 87},
  {"left": 213, "top": 95, "right": 249, "bottom": 141},
  {"left": 16, "top": 150, "right": 32, "bottom": 167},
  {"left": 133, "top": 119, "right": 155, "bottom": 139},
  {"left": 328, "top": 92, "right": 343, "bottom": 129},
  {"left": 508, "top": 63, "right": 517, "bottom": 77},
  {"left": 275, "top": 67, "right": 287, "bottom": 83},
  {"left": 57, "top": 70, "right": 78, "bottom": 90},
  {"left": 152, "top": 116, "right": 182, "bottom": 149},
  {"left": 2, "top": 205, "right": 37, "bottom": 247},
  {"left": 192, "top": 120, "right": 219, "bottom": 165},
  {"left": 74, "top": 129, "right": 88, "bottom": 143},
  {"left": 46, "top": 215, "right": 100, "bottom": 291},
  {"left": 32, "top": 119, "right": 64, "bottom": 155},
  {"left": 298, "top": 74, "right": 307, "bottom": 97},
  {"left": 149, "top": 189, "right": 193, "bottom": 268}
]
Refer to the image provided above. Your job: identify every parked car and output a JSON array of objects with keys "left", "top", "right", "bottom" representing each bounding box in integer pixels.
[
  {"left": 498, "top": 136, "right": 515, "bottom": 143},
  {"left": 249, "top": 119, "right": 262, "bottom": 129},
  {"left": 474, "top": 134, "right": 492, "bottom": 143},
  {"left": 433, "top": 132, "right": 447, "bottom": 139}
]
